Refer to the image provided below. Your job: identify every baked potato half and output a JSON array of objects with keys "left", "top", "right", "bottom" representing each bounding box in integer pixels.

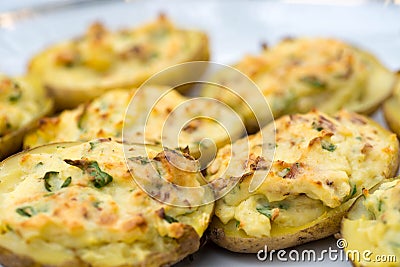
[
  {"left": 23, "top": 86, "right": 244, "bottom": 158},
  {"left": 0, "top": 74, "right": 53, "bottom": 160},
  {"left": 28, "top": 14, "right": 210, "bottom": 110},
  {"left": 202, "top": 38, "right": 396, "bottom": 131},
  {"left": 206, "top": 110, "right": 399, "bottom": 252},
  {"left": 0, "top": 139, "right": 214, "bottom": 267},
  {"left": 383, "top": 74, "right": 400, "bottom": 136},
  {"left": 341, "top": 177, "right": 400, "bottom": 267}
]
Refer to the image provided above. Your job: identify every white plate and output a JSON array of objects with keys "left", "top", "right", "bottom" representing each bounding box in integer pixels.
[{"left": 0, "top": 1, "right": 399, "bottom": 266}]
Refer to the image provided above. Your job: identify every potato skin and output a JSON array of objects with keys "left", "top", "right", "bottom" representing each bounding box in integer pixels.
[
  {"left": 383, "top": 75, "right": 400, "bottom": 136},
  {"left": 209, "top": 205, "right": 347, "bottom": 253},
  {"left": 0, "top": 225, "right": 199, "bottom": 267},
  {"left": 0, "top": 100, "right": 52, "bottom": 160},
  {"left": 206, "top": 110, "right": 399, "bottom": 253},
  {"left": 0, "top": 77, "right": 53, "bottom": 160},
  {"left": 0, "top": 141, "right": 213, "bottom": 267}
]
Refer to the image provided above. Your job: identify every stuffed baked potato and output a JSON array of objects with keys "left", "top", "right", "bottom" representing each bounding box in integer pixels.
[
  {"left": 202, "top": 38, "right": 396, "bottom": 131},
  {"left": 0, "top": 74, "right": 53, "bottom": 160},
  {"left": 341, "top": 177, "right": 400, "bottom": 267},
  {"left": 0, "top": 140, "right": 214, "bottom": 267},
  {"left": 206, "top": 110, "right": 399, "bottom": 252},
  {"left": 23, "top": 86, "right": 244, "bottom": 158},
  {"left": 28, "top": 14, "right": 210, "bottom": 110}
]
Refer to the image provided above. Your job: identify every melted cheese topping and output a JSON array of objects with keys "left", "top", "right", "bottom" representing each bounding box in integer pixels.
[
  {"left": 342, "top": 179, "right": 400, "bottom": 266},
  {"left": 0, "top": 75, "right": 50, "bottom": 137},
  {"left": 23, "top": 86, "right": 243, "bottom": 156},
  {"left": 0, "top": 140, "right": 213, "bottom": 266},
  {"left": 203, "top": 38, "right": 395, "bottom": 125},
  {"left": 29, "top": 15, "right": 209, "bottom": 106},
  {"left": 207, "top": 110, "right": 398, "bottom": 238}
]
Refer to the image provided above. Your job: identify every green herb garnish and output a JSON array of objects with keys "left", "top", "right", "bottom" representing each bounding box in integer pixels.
[
  {"left": 256, "top": 205, "right": 273, "bottom": 219},
  {"left": 64, "top": 159, "right": 113, "bottom": 188},
  {"left": 321, "top": 141, "right": 336, "bottom": 152},
  {"left": 16, "top": 206, "right": 35, "bottom": 217},
  {"left": 164, "top": 214, "right": 178, "bottom": 224},
  {"left": 93, "top": 201, "right": 102, "bottom": 209},
  {"left": 61, "top": 177, "right": 72, "bottom": 188},
  {"left": 278, "top": 203, "right": 289, "bottom": 210},
  {"left": 43, "top": 171, "right": 71, "bottom": 191},
  {"left": 300, "top": 76, "right": 326, "bottom": 89},
  {"left": 312, "top": 121, "right": 323, "bottom": 131},
  {"left": 8, "top": 90, "right": 22, "bottom": 103},
  {"left": 43, "top": 171, "right": 60, "bottom": 192},
  {"left": 129, "top": 156, "right": 151, "bottom": 165},
  {"left": 378, "top": 200, "right": 383, "bottom": 212},
  {"left": 235, "top": 220, "right": 241, "bottom": 228},
  {"left": 77, "top": 106, "right": 87, "bottom": 130},
  {"left": 349, "top": 184, "right": 357, "bottom": 198},
  {"left": 89, "top": 142, "right": 96, "bottom": 150},
  {"left": 35, "top": 162, "right": 44, "bottom": 168}
]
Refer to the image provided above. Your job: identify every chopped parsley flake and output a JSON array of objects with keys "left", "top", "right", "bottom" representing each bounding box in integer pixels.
[
  {"left": 300, "top": 76, "right": 326, "bottom": 89},
  {"left": 349, "top": 184, "right": 357, "bottom": 198},
  {"left": 64, "top": 159, "right": 113, "bottom": 188},
  {"left": 256, "top": 205, "right": 273, "bottom": 219},
  {"left": 164, "top": 214, "right": 178, "bottom": 224},
  {"left": 312, "top": 121, "right": 323, "bottom": 131},
  {"left": 129, "top": 156, "right": 151, "bottom": 165},
  {"left": 43, "top": 171, "right": 60, "bottom": 192},
  {"left": 16, "top": 206, "right": 35, "bottom": 217},
  {"left": 61, "top": 177, "right": 72, "bottom": 188},
  {"left": 321, "top": 141, "right": 336, "bottom": 152}
]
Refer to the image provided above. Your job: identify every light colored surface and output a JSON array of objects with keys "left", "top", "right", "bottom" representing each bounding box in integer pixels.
[{"left": 0, "top": 1, "right": 399, "bottom": 266}]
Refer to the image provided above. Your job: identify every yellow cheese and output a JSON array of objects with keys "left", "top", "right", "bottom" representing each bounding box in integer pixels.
[
  {"left": 0, "top": 75, "right": 48, "bottom": 138},
  {"left": 202, "top": 38, "right": 395, "bottom": 130},
  {"left": 0, "top": 140, "right": 213, "bottom": 266},
  {"left": 342, "top": 179, "right": 400, "bottom": 267},
  {"left": 28, "top": 15, "right": 209, "bottom": 109},
  {"left": 23, "top": 86, "right": 243, "bottom": 158},
  {"left": 207, "top": 110, "right": 399, "bottom": 238}
]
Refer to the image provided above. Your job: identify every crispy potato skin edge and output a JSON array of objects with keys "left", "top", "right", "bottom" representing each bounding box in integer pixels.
[
  {"left": 209, "top": 209, "right": 347, "bottom": 253},
  {"left": 0, "top": 225, "right": 200, "bottom": 267}
]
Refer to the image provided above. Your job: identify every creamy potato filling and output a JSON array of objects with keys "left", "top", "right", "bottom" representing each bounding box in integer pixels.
[
  {"left": 0, "top": 141, "right": 213, "bottom": 266},
  {"left": 0, "top": 75, "right": 47, "bottom": 137},
  {"left": 342, "top": 179, "right": 400, "bottom": 266},
  {"left": 208, "top": 110, "right": 398, "bottom": 237}
]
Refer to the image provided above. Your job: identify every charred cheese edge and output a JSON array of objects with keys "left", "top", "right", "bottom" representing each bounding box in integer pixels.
[
  {"left": 206, "top": 110, "right": 399, "bottom": 247},
  {"left": 0, "top": 74, "right": 53, "bottom": 160},
  {"left": 341, "top": 178, "right": 400, "bottom": 267},
  {"left": 23, "top": 86, "right": 243, "bottom": 157},
  {"left": 0, "top": 140, "right": 213, "bottom": 267},
  {"left": 202, "top": 38, "right": 395, "bottom": 130},
  {"left": 28, "top": 15, "right": 210, "bottom": 109}
]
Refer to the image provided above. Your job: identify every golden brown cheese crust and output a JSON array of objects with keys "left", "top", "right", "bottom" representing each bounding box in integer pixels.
[
  {"left": 202, "top": 38, "right": 395, "bottom": 130},
  {"left": 28, "top": 15, "right": 210, "bottom": 110},
  {"left": 0, "top": 75, "right": 53, "bottom": 160},
  {"left": 206, "top": 110, "right": 399, "bottom": 252},
  {"left": 23, "top": 86, "right": 243, "bottom": 157},
  {"left": 0, "top": 140, "right": 213, "bottom": 267},
  {"left": 341, "top": 178, "right": 400, "bottom": 267}
]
